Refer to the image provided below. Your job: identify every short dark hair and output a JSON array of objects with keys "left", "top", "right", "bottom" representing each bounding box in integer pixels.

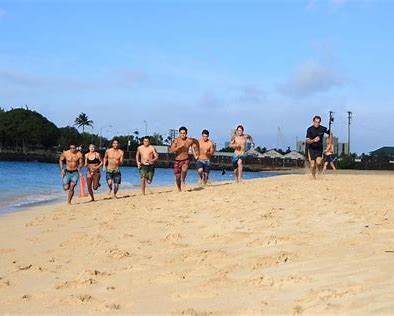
[
  {"left": 236, "top": 125, "right": 244, "bottom": 131},
  {"left": 69, "top": 142, "right": 76, "bottom": 147},
  {"left": 143, "top": 136, "right": 150, "bottom": 141},
  {"left": 313, "top": 116, "right": 321, "bottom": 122},
  {"left": 112, "top": 138, "right": 120, "bottom": 143},
  {"left": 179, "top": 126, "right": 188, "bottom": 133},
  {"left": 202, "top": 129, "right": 209, "bottom": 136}
]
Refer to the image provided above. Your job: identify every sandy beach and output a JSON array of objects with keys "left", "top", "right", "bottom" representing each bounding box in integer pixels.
[{"left": 1, "top": 172, "right": 394, "bottom": 314}]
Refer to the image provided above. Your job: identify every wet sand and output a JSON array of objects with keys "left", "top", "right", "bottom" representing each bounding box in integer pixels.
[{"left": 1, "top": 173, "right": 394, "bottom": 314}]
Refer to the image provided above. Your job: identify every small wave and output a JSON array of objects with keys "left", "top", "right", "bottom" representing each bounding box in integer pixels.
[{"left": 0, "top": 191, "right": 64, "bottom": 215}]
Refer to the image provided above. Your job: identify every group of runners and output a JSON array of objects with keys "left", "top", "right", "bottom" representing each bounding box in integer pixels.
[{"left": 59, "top": 117, "right": 336, "bottom": 204}]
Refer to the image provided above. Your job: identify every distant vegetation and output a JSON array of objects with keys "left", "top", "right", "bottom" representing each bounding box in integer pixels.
[{"left": 0, "top": 107, "right": 165, "bottom": 153}]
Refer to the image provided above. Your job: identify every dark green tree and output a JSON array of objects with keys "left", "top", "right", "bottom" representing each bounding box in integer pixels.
[
  {"left": 0, "top": 107, "right": 5, "bottom": 152},
  {"left": 150, "top": 133, "right": 165, "bottom": 145},
  {"left": 58, "top": 126, "right": 82, "bottom": 151},
  {"left": 74, "top": 112, "right": 93, "bottom": 133},
  {"left": 0, "top": 108, "right": 59, "bottom": 153}
]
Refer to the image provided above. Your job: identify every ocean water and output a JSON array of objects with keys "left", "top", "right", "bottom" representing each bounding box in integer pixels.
[{"left": 0, "top": 161, "right": 282, "bottom": 215}]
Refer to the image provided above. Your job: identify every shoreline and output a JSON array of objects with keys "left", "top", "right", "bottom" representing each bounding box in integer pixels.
[
  {"left": 0, "top": 166, "right": 282, "bottom": 217},
  {"left": 2, "top": 168, "right": 392, "bottom": 217}
]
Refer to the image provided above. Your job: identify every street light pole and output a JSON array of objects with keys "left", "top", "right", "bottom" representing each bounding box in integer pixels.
[
  {"left": 347, "top": 111, "right": 352, "bottom": 155},
  {"left": 99, "top": 125, "right": 112, "bottom": 150},
  {"left": 143, "top": 120, "right": 148, "bottom": 136}
]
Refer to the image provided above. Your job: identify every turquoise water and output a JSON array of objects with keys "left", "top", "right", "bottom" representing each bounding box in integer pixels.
[{"left": 0, "top": 161, "right": 282, "bottom": 215}]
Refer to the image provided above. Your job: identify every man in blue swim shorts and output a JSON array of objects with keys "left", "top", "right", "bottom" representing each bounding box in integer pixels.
[
  {"left": 196, "top": 129, "right": 216, "bottom": 185},
  {"left": 229, "top": 125, "right": 254, "bottom": 183},
  {"left": 59, "top": 143, "right": 83, "bottom": 204}
]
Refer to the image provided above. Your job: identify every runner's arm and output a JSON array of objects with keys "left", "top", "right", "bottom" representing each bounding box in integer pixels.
[
  {"left": 169, "top": 139, "right": 179, "bottom": 153},
  {"left": 78, "top": 154, "right": 83, "bottom": 173},
  {"left": 246, "top": 134, "right": 255, "bottom": 147},
  {"left": 119, "top": 150, "right": 124, "bottom": 165},
  {"left": 192, "top": 138, "right": 200, "bottom": 159},
  {"left": 229, "top": 136, "right": 237, "bottom": 148},
  {"left": 305, "top": 129, "right": 316, "bottom": 144},
  {"left": 96, "top": 153, "right": 103, "bottom": 169},
  {"left": 212, "top": 143, "right": 216, "bottom": 155},
  {"left": 136, "top": 148, "right": 141, "bottom": 168},
  {"left": 152, "top": 148, "right": 159, "bottom": 163},
  {"left": 103, "top": 150, "right": 108, "bottom": 171},
  {"left": 59, "top": 153, "right": 65, "bottom": 175}
]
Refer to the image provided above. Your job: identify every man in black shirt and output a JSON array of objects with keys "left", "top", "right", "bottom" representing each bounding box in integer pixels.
[{"left": 305, "top": 115, "right": 330, "bottom": 179}]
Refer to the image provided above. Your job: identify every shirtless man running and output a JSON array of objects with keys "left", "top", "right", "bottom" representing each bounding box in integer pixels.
[
  {"left": 197, "top": 129, "right": 216, "bottom": 185},
  {"left": 59, "top": 143, "right": 83, "bottom": 204},
  {"left": 169, "top": 126, "right": 199, "bottom": 192},
  {"left": 136, "top": 136, "right": 159, "bottom": 195},
  {"left": 230, "top": 125, "right": 254, "bottom": 182},
  {"left": 103, "top": 139, "right": 124, "bottom": 198}
]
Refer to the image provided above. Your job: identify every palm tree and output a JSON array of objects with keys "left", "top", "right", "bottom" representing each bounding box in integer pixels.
[{"left": 74, "top": 112, "right": 93, "bottom": 133}]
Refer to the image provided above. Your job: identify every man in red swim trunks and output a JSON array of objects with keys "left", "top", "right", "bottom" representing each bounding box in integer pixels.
[{"left": 169, "top": 126, "right": 199, "bottom": 192}]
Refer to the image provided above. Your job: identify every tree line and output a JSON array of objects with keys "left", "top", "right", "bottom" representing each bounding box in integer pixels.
[{"left": 0, "top": 107, "right": 165, "bottom": 153}]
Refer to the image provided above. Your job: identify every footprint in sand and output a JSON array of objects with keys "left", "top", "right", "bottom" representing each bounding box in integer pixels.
[
  {"left": 252, "top": 252, "right": 295, "bottom": 269},
  {"left": 106, "top": 248, "right": 131, "bottom": 259},
  {"left": 55, "top": 278, "right": 97, "bottom": 289},
  {"left": 295, "top": 286, "right": 363, "bottom": 312},
  {"left": 177, "top": 308, "right": 199, "bottom": 315},
  {"left": 17, "top": 264, "right": 33, "bottom": 271},
  {"left": 55, "top": 294, "right": 94, "bottom": 306},
  {"left": 0, "top": 280, "right": 12, "bottom": 288},
  {"left": 164, "top": 233, "right": 183, "bottom": 242},
  {"left": 244, "top": 275, "right": 275, "bottom": 287},
  {"left": 103, "top": 303, "right": 121, "bottom": 311},
  {"left": 85, "top": 270, "right": 111, "bottom": 277}
]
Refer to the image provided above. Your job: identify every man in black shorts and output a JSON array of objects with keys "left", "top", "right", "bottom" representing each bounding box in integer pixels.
[{"left": 305, "top": 115, "right": 330, "bottom": 179}]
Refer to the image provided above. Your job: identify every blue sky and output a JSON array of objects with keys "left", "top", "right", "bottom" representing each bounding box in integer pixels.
[{"left": 1, "top": 0, "right": 393, "bottom": 153}]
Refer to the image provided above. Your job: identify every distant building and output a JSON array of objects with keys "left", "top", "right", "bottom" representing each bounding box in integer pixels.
[
  {"left": 261, "top": 150, "right": 283, "bottom": 159},
  {"left": 153, "top": 145, "right": 169, "bottom": 154},
  {"left": 283, "top": 151, "right": 305, "bottom": 160},
  {"left": 337, "top": 143, "right": 349, "bottom": 156},
  {"left": 370, "top": 146, "right": 394, "bottom": 157},
  {"left": 245, "top": 148, "right": 264, "bottom": 158}
]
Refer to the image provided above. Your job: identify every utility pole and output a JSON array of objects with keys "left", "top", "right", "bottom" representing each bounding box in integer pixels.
[
  {"left": 347, "top": 111, "right": 352, "bottom": 155},
  {"left": 329, "top": 111, "right": 334, "bottom": 132},
  {"left": 143, "top": 120, "right": 148, "bottom": 136}
]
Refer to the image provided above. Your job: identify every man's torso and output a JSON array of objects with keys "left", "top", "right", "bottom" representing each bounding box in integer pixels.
[
  {"left": 198, "top": 140, "right": 213, "bottom": 160},
  {"left": 107, "top": 149, "right": 123, "bottom": 170},
  {"left": 307, "top": 126, "right": 327, "bottom": 151},
  {"left": 64, "top": 151, "right": 81, "bottom": 171},
  {"left": 139, "top": 145, "right": 155, "bottom": 165},
  {"left": 174, "top": 138, "right": 192, "bottom": 160},
  {"left": 233, "top": 135, "right": 247, "bottom": 155}
]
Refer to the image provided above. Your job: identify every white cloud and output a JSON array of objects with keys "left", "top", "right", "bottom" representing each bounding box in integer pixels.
[
  {"left": 0, "top": 68, "right": 147, "bottom": 93},
  {"left": 0, "top": 8, "right": 6, "bottom": 18},
  {"left": 277, "top": 59, "right": 345, "bottom": 99}
]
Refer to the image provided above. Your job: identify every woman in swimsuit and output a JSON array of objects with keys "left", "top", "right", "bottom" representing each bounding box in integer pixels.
[{"left": 85, "top": 144, "right": 103, "bottom": 201}]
